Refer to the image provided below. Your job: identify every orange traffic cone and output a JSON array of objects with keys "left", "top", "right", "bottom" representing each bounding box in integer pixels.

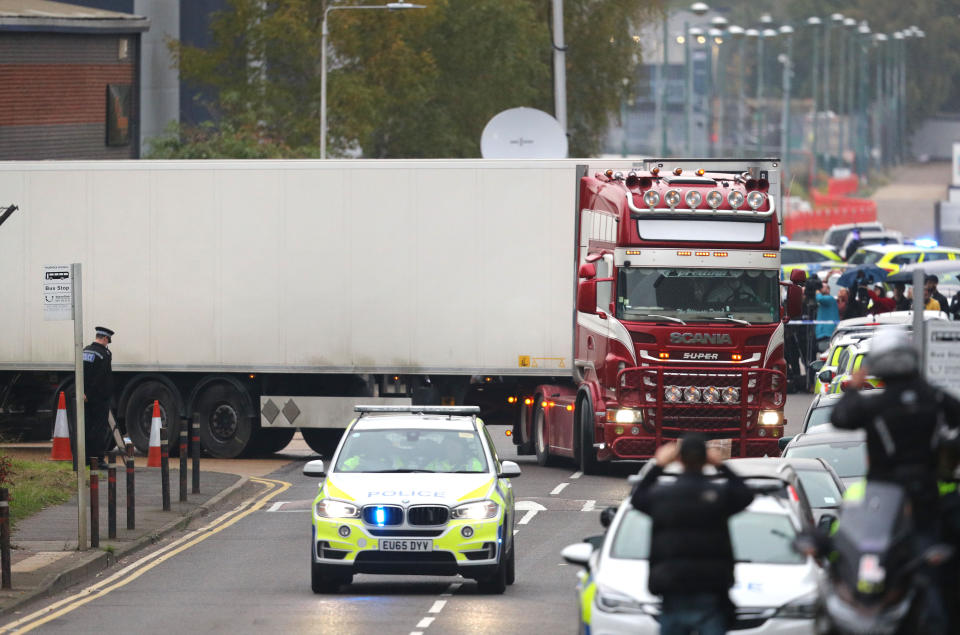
[
  {"left": 147, "top": 400, "right": 162, "bottom": 467},
  {"left": 50, "top": 391, "right": 72, "bottom": 462}
]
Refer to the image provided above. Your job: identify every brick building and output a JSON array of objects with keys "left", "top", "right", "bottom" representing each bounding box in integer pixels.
[{"left": 0, "top": 0, "right": 149, "bottom": 159}]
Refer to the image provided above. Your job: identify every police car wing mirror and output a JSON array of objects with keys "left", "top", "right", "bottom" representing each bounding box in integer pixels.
[
  {"left": 778, "top": 436, "right": 792, "bottom": 451},
  {"left": 577, "top": 280, "right": 598, "bottom": 315},
  {"left": 303, "top": 459, "right": 326, "bottom": 478},
  {"left": 499, "top": 460, "right": 521, "bottom": 478},
  {"left": 785, "top": 285, "right": 803, "bottom": 320},
  {"left": 810, "top": 360, "right": 825, "bottom": 373},
  {"left": 817, "top": 369, "right": 834, "bottom": 383},
  {"left": 561, "top": 542, "right": 594, "bottom": 567},
  {"left": 600, "top": 506, "right": 617, "bottom": 528},
  {"left": 817, "top": 513, "right": 837, "bottom": 532}
]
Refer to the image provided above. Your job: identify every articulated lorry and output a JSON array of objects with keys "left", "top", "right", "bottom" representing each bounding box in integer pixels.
[{"left": 0, "top": 159, "right": 800, "bottom": 463}]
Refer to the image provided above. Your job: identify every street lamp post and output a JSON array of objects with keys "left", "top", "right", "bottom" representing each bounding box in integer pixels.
[
  {"left": 725, "top": 25, "right": 745, "bottom": 156},
  {"left": 756, "top": 23, "right": 778, "bottom": 157},
  {"left": 708, "top": 16, "right": 727, "bottom": 157},
  {"left": 841, "top": 17, "right": 856, "bottom": 165},
  {"left": 856, "top": 22, "right": 871, "bottom": 177},
  {"left": 658, "top": 9, "right": 669, "bottom": 156},
  {"left": 779, "top": 25, "right": 794, "bottom": 177},
  {"left": 807, "top": 17, "right": 822, "bottom": 181},
  {"left": 320, "top": 2, "right": 425, "bottom": 159},
  {"left": 823, "top": 13, "right": 843, "bottom": 169},
  {"left": 744, "top": 29, "right": 759, "bottom": 155},
  {"left": 685, "top": 2, "right": 710, "bottom": 155},
  {"left": 874, "top": 33, "right": 888, "bottom": 169}
]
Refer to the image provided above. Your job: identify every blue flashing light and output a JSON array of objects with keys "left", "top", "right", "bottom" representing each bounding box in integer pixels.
[
  {"left": 375, "top": 506, "right": 386, "bottom": 526},
  {"left": 780, "top": 235, "right": 789, "bottom": 244},
  {"left": 915, "top": 238, "right": 938, "bottom": 249}
]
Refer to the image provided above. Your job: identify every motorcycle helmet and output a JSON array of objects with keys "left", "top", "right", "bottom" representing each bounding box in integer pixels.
[{"left": 865, "top": 327, "right": 919, "bottom": 380}]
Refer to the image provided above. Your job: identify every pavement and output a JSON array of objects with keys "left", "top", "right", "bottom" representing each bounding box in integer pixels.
[
  {"left": 871, "top": 161, "right": 951, "bottom": 238},
  {"left": 0, "top": 436, "right": 317, "bottom": 616}
]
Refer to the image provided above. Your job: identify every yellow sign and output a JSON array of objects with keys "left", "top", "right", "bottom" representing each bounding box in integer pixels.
[{"left": 518, "top": 356, "right": 531, "bottom": 368}]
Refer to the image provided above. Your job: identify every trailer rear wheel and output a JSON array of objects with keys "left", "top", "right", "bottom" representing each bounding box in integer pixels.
[
  {"left": 250, "top": 427, "right": 296, "bottom": 456},
  {"left": 195, "top": 382, "right": 254, "bottom": 458},
  {"left": 124, "top": 381, "right": 182, "bottom": 456},
  {"left": 300, "top": 428, "right": 343, "bottom": 458}
]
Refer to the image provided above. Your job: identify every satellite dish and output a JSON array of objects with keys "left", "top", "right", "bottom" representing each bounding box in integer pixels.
[{"left": 481, "top": 107, "right": 568, "bottom": 159}]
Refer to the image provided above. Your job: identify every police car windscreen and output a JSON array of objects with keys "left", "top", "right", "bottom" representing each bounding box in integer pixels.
[
  {"left": 335, "top": 429, "right": 489, "bottom": 473},
  {"left": 611, "top": 510, "right": 803, "bottom": 564},
  {"left": 848, "top": 251, "right": 883, "bottom": 265},
  {"left": 617, "top": 268, "right": 779, "bottom": 324}
]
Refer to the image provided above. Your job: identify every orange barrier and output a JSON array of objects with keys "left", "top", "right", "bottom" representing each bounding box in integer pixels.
[{"left": 783, "top": 177, "right": 876, "bottom": 237}]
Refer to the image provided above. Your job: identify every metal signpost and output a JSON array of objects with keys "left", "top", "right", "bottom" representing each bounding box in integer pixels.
[
  {"left": 924, "top": 321, "right": 960, "bottom": 401},
  {"left": 43, "top": 264, "right": 86, "bottom": 550}
]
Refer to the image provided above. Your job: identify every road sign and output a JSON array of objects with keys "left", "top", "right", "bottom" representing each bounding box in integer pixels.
[
  {"left": 924, "top": 321, "right": 960, "bottom": 400},
  {"left": 42, "top": 265, "right": 73, "bottom": 321}
]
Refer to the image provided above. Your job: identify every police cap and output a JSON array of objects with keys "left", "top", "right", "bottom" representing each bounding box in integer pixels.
[{"left": 95, "top": 326, "right": 115, "bottom": 343}]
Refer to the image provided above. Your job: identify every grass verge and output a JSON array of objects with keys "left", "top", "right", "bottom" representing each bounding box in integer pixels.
[{"left": 7, "top": 458, "right": 75, "bottom": 529}]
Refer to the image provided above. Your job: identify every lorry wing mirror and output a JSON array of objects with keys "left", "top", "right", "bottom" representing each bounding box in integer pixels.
[
  {"left": 786, "top": 285, "right": 803, "bottom": 320},
  {"left": 578, "top": 262, "right": 597, "bottom": 280},
  {"left": 789, "top": 269, "right": 807, "bottom": 285},
  {"left": 577, "top": 280, "right": 598, "bottom": 314}
]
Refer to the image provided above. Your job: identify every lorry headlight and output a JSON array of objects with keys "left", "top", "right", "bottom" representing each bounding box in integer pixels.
[
  {"left": 316, "top": 499, "right": 360, "bottom": 519},
  {"left": 451, "top": 500, "right": 498, "bottom": 520},
  {"left": 722, "top": 387, "right": 740, "bottom": 403},
  {"left": 706, "top": 190, "right": 723, "bottom": 209},
  {"left": 728, "top": 191, "right": 745, "bottom": 209},
  {"left": 664, "top": 386, "right": 683, "bottom": 403},
  {"left": 702, "top": 386, "right": 720, "bottom": 404},
  {"left": 611, "top": 409, "right": 642, "bottom": 424},
  {"left": 759, "top": 410, "right": 782, "bottom": 426},
  {"left": 684, "top": 190, "right": 702, "bottom": 208},
  {"left": 747, "top": 191, "right": 766, "bottom": 210},
  {"left": 664, "top": 189, "right": 681, "bottom": 208},
  {"left": 643, "top": 190, "right": 660, "bottom": 208}
]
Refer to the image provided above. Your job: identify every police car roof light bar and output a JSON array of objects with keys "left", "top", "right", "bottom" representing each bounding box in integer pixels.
[{"left": 353, "top": 405, "right": 481, "bottom": 415}]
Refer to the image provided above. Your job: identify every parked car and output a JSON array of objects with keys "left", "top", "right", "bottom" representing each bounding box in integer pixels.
[
  {"left": 727, "top": 457, "right": 844, "bottom": 524},
  {"left": 839, "top": 229, "right": 903, "bottom": 261},
  {"left": 823, "top": 339, "right": 884, "bottom": 394},
  {"left": 779, "top": 427, "right": 867, "bottom": 488},
  {"left": 823, "top": 222, "right": 885, "bottom": 252},
  {"left": 781, "top": 242, "right": 844, "bottom": 279},
  {"left": 562, "top": 487, "right": 820, "bottom": 634},
  {"left": 846, "top": 244, "right": 960, "bottom": 273}
]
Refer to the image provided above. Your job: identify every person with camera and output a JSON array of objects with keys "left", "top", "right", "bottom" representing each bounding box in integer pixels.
[{"left": 631, "top": 435, "right": 754, "bottom": 634}]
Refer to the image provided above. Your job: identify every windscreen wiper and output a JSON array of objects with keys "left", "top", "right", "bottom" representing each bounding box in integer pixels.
[
  {"left": 713, "top": 316, "right": 752, "bottom": 326},
  {"left": 632, "top": 314, "right": 687, "bottom": 325}
]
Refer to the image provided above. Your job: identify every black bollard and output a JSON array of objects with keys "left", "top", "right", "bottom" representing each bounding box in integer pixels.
[
  {"left": 90, "top": 458, "right": 99, "bottom": 548},
  {"left": 160, "top": 425, "right": 170, "bottom": 512},
  {"left": 179, "top": 422, "right": 188, "bottom": 503},
  {"left": 125, "top": 440, "right": 135, "bottom": 530},
  {"left": 108, "top": 453, "right": 117, "bottom": 539},
  {"left": 0, "top": 488, "right": 9, "bottom": 589},
  {"left": 191, "top": 415, "right": 200, "bottom": 494}
]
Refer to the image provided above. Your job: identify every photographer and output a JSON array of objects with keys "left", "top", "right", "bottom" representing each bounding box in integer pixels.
[{"left": 800, "top": 278, "right": 820, "bottom": 388}]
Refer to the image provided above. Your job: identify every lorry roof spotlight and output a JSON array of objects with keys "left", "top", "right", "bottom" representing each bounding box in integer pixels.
[
  {"left": 651, "top": 167, "right": 660, "bottom": 176},
  {"left": 685, "top": 190, "right": 702, "bottom": 208},
  {"left": 696, "top": 169, "right": 705, "bottom": 176},
  {"left": 605, "top": 169, "right": 614, "bottom": 178},
  {"left": 728, "top": 190, "right": 745, "bottom": 208},
  {"left": 706, "top": 190, "right": 723, "bottom": 209}
]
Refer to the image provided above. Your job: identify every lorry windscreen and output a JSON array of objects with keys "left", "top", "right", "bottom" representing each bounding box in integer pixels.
[{"left": 616, "top": 268, "right": 779, "bottom": 324}]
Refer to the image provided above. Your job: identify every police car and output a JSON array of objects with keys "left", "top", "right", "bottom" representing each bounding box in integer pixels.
[{"left": 303, "top": 405, "right": 519, "bottom": 594}]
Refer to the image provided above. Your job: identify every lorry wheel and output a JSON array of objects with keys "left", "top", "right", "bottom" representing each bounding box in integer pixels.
[
  {"left": 300, "top": 428, "right": 343, "bottom": 458},
  {"left": 251, "top": 428, "right": 295, "bottom": 456},
  {"left": 516, "top": 404, "right": 534, "bottom": 456},
  {"left": 124, "top": 381, "right": 183, "bottom": 456},
  {"left": 195, "top": 382, "right": 254, "bottom": 458},
  {"left": 577, "top": 397, "right": 601, "bottom": 476},
  {"left": 533, "top": 399, "right": 557, "bottom": 467}
]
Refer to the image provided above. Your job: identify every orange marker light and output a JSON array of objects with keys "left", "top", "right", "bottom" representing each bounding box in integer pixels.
[
  {"left": 713, "top": 251, "right": 728, "bottom": 257},
  {"left": 659, "top": 351, "right": 670, "bottom": 359},
  {"left": 677, "top": 250, "right": 692, "bottom": 256},
  {"left": 548, "top": 401, "right": 556, "bottom": 407},
  {"left": 732, "top": 353, "right": 743, "bottom": 361},
  {"left": 507, "top": 396, "right": 517, "bottom": 404},
  {"left": 673, "top": 167, "right": 683, "bottom": 175},
  {"left": 696, "top": 169, "right": 705, "bottom": 176},
  {"left": 541, "top": 401, "right": 548, "bottom": 408},
  {"left": 505, "top": 429, "right": 512, "bottom": 437},
  {"left": 605, "top": 169, "right": 614, "bottom": 178},
  {"left": 249, "top": 374, "right": 256, "bottom": 379},
  {"left": 763, "top": 253, "right": 777, "bottom": 258},
  {"left": 625, "top": 249, "right": 641, "bottom": 255},
  {"left": 695, "top": 251, "right": 710, "bottom": 257},
  {"left": 524, "top": 397, "right": 533, "bottom": 406},
  {"left": 566, "top": 405, "right": 574, "bottom": 411},
  {"left": 651, "top": 167, "right": 660, "bottom": 176}
]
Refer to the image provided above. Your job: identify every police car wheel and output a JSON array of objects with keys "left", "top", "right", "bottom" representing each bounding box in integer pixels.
[
  {"left": 476, "top": 556, "right": 507, "bottom": 594},
  {"left": 505, "top": 543, "right": 515, "bottom": 585},
  {"left": 311, "top": 561, "right": 351, "bottom": 594}
]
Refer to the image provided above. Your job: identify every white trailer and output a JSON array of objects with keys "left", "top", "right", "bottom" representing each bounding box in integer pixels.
[{"left": 0, "top": 160, "right": 577, "bottom": 456}]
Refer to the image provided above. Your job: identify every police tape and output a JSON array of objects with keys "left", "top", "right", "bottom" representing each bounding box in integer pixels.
[{"left": 785, "top": 320, "right": 839, "bottom": 325}]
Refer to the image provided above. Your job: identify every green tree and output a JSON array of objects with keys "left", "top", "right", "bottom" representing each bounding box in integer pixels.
[{"left": 153, "top": 0, "right": 662, "bottom": 159}]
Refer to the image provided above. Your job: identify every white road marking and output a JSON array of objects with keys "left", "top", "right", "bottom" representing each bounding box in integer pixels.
[
  {"left": 569, "top": 471, "right": 583, "bottom": 480},
  {"left": 551, "top": 482, "right": 569, "bottom": 495},
  {"left": 429, "top": 600, "right": 446, "bottom": 613},
  {"left": 440, "top": 582, "right": 461, "bottom": 596},
  {"left": 416, "top": 617, "right": 435, "bottom": 628},
  {"left": 513, "top": 529, "right": 519, "bottom": 535},
  {"left": 410, "top": 632, "right": 423, "bottom": 635},
  {"left": 266, "top": 501, "right": 284, "bottom": 512},
  {"left": 581, "top": 499, "right": 596, "bottom": 512},
  {"left": 516, "top": 500, "right": 546, "bottom": 525}
]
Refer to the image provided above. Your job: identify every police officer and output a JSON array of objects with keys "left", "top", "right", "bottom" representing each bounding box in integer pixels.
[
  {"left": 832, "top": 327, "right": 960, "bottom": 632},
  {"left": 78, "top": 326, "right": 115, "bottom": 469}
]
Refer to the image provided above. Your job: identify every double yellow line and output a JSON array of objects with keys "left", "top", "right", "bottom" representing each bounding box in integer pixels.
[{"left": 0, "top": 476, "right": 290, "bottom": 634}]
